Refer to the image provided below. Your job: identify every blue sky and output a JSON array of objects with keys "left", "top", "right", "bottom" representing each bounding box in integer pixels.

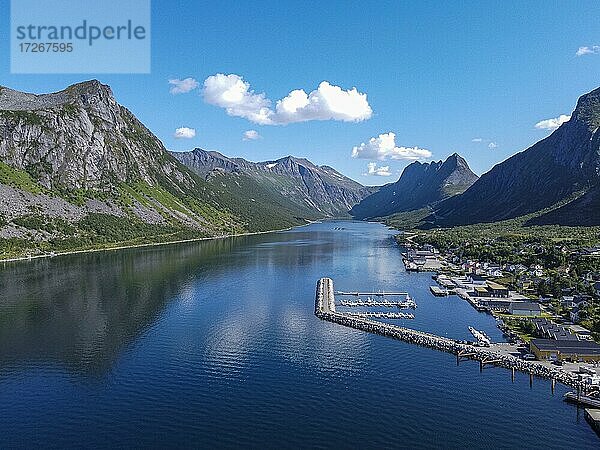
[{"left": 1, "top": 0, "right": 600, "bottom": 185}]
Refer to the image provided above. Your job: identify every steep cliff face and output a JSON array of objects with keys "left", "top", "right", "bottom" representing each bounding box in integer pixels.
[
  {"left": 350, "top": 153, "right": 478, "bottom": 220},
  {"left": 430, "top": 87, "right": 600, "bottom": 226},
  {"left": 0, "top": 81, "right": 193, "bottom": 191},
  {"left": 171, "top": 149, "right": 374, "bottom": 216}
]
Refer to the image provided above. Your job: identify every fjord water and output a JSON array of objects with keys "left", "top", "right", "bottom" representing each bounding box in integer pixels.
[{"left": 0, "top": 221, "right": 596, "bottom": 448}]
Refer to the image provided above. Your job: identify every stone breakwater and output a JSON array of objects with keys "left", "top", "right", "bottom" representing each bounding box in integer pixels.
[{"left": 315, "top": 278, "right": 584, "bottom": 390}]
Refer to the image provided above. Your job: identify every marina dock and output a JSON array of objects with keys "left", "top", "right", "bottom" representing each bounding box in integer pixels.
[
  {"left": 564, "top": 392, "right": 600, "bottom": 408},
  {"left": 336, "top": 291, "right": 409, "bottom": 296},
  {"left": 345, "top": 312, "right": 415, "bottom": 320},
  {"left": 338, "top": 299, "right": 416, "bottom": 308},
  {"left": 315, "top": 277, "right": 586, "bottom": 390}
]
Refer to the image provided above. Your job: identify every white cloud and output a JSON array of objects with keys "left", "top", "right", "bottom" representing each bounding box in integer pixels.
[
  {"left": 576, "top": 46, "right": 600, "bottom": 56},
  {"left": 243, "top": 130, "right": 261, "bottom": 140},
  {"left": 534, "top": 114, "right": 571, "bottom": 131},
  {"left": 351, "top": 132, "right": 431, "bottom": 161},
  {"left": 471, "top": 138, "right": 483, "bottom": 142},
  {"left": 273, "top": 81, "right": 372, "bottom": 124},
  {"left": 488, "top": 142, "right": 498, "bottom": 149},
  {"left": 202, "top": 73, "right": 372, "bottom": 125},
  {"left": 168, "top": 78, "right": 199, "bottom": 94},
  {"left": 365, "top": 162, "right": 392, "bottom": 176},
  {"left": 203, "top": 74, "right": 273, "bottom": 124},
  {"left": 174, "top": 127, "right": 196, "bottom": 139}
]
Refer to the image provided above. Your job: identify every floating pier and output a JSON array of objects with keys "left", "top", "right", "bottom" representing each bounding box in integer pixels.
[
  {"left": 315, "top": 277, "right": 586, "bottom": 390},
  {"left": 345, "top": 312, "right": 415, "bottom": 320},
  {"left": 430, "top": 286, "right": 448, "bottom": 296},
  {"left": 338, "top": 299, "right": 417, "bottom": 309},
  {"left": 585, "top": 409, "right": 600, "bottom": 436},
  {"left": 336, "top": 291, "right": 409, "bottom": 296}
]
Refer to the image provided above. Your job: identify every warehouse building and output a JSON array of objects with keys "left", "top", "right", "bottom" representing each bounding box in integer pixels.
[{"left": 530, "top": 339, "right": 600, "bottom": 362}]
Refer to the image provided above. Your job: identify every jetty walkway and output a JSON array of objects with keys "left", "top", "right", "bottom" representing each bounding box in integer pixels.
[{"left": 315, "top": 278, "right": 585, "bottom": 390}]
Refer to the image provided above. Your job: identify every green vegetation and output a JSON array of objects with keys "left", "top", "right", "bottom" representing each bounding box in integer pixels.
[
  {"left": 0, "top": 169, "right": 310, "bottom": 260},
  {"left": 0, "top": 161, "right": 44, "bottom": 193},
  {"left": 581, "top": 306, "right": 600, "bottom": 342},
  {"left": 12, "top": 215, "right": 75, "bottom": 235},
  {"left": 497, "top": 315, "right": 537, "bottom": 342},
  {"left": 0, "top": 213, "right": 210, "bottom": 260},
  {"left": 385, "top": 208, "right": 431, "bottom": 230},
  {"left": 406, "top": 217, "right": 600, "bottom": 267},
  {"left": 61, "top": 104, "right": 79, "bottom": 117},
  {"left": 202, "top": 172, "right": 317, "bottom": 232},
  {"left": 0, "top": 110, "right": 45, "bottom": 126},
  {"left": 405, "top": 220, "right": 600, "bottom": 299},
  {"left": 25, "top": 160, "right": 52, "bottom": 184},
  {"left": 57, "top": 187, "right": 104, "bottom": 206},
  {"left": 76, "top": 213, "right": 181, "bottom": 244}
]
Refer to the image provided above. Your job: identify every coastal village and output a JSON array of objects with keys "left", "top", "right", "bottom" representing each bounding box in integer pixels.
[{"left": 402, "top": 242, "right": 600, "bottom": 370}]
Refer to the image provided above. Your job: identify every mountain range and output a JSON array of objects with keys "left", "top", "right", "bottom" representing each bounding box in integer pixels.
[
  {"left": 0, "top": 79, "right": 599, "bottom": 258},
  {"left": 349, "top": 153, "right": 478, "bottom": 220},
  {"left": 171, "top": 149, "right": 374, "bottom": 217}
]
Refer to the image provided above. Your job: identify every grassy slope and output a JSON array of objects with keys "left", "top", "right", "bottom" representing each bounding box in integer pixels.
[
  {"left": 0, "top": 160, "right": 313, "bottom": 259},
  {"left": 203, "top": 172, "right": 319, "bottom": 231}
]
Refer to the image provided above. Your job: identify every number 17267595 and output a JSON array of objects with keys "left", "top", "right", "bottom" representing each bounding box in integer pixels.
[{"left": 19, "top": 42, "right": 73, "bottom": 52}]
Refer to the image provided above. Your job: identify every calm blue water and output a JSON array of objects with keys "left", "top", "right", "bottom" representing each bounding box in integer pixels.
[{"left": 0, "top": 221, "right": 596, "bottom": 448}]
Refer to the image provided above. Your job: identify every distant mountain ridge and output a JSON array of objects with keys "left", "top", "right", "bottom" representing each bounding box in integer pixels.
[
  {"left": 349, "top": 153, "right": 478, "bottom": 220},
  {"left": 428, "top": 86, "right": 600, "bottom": 227},
  {"left": 171, "top": 148, "right": 375, "bottom": 216}
]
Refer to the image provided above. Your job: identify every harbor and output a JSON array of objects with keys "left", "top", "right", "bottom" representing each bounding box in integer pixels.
[{"left": 315, "top": 277, "right": 588, "bottom": 391}]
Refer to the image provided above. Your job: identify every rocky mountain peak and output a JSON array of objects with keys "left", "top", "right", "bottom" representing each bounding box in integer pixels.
[
  {"left": 571, "top": 86, "right": 600, "bottom": 130},
  {"left": 276, "top": 155, "right": 316, "bottom": 170},
  {"left": 350, "top": 153, "right": 477, "bottom": 219},
  {"left": 444, "top": 152, "right": 469, "bottom": 169},
  {"left": 0, "top": 79, "right": 115, "bottom": 111},
  {"left": 0, "top": 81, "right": 191, "bottom": 190},
  {"left": 429, "top": 86, "right": 600, "bottom": 226},
  {"left": 171, "top": 148, "right": 372, "bottom": 216}
]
